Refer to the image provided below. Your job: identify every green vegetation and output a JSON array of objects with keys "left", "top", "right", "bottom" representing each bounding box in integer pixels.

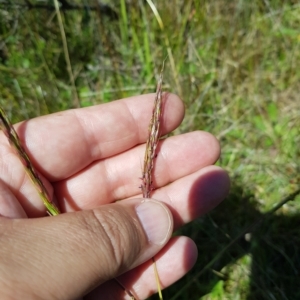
[{"left": 1, "top": 0, "right": 300, "bottom": 299}]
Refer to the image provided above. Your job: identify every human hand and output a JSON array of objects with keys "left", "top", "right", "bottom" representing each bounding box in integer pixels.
[{"left": 0, "top": 94, "right": 230, "bottom": 299}]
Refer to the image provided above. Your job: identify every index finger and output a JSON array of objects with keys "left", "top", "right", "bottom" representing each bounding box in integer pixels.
[{"left": 14, "top": 93, "right": 184, "bottom": 181}]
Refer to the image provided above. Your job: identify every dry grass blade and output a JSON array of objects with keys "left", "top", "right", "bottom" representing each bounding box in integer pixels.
[
  {"left": 141, "top": 61, "right": 165, "bottom": 199},
  {"left": 140, "top": 60, "right": 166, "bottom": 300},
  {"left": 114, "top": 64, "right": 167, "bottom": 300},
  {"left": 0, "top": 106, "right": 60, "bottom": 216}
]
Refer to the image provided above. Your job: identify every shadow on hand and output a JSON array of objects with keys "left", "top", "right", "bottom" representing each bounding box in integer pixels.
[{"left": 154, "top": 181, "right": 300, "bottom": 300}]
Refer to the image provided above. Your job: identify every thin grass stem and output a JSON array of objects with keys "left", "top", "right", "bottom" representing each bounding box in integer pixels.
[
  {"left": 152, "top": 256, "right": 163, "bottom": 299},
  {"left": 145, "top": 0, "right": 182, "bottom": 97},
  {"left": 140, "top": 60, "right": 167, "bottom": 300},
  {"left": 0, "top": 105, "right": 60, "bottom": 216},
  {"left": 53, "top": 0, "right": 80, "bottom": 108}
]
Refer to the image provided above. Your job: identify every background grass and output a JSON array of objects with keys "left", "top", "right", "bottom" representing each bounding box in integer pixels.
[{"left": 1, "top": 0, "right": 300, "bottom": 299}]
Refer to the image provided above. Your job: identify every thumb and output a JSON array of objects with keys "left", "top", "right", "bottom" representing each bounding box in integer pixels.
[{"left": 0, "top": 198, "right": 173, "bottom": 299}]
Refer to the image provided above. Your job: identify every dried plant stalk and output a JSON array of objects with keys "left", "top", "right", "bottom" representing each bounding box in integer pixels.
[
  {"left": 140, "top": 61, "right": 166, "bottom": 300},
  {"left": 117, "top": 63, "right": 166, "bottom": 300},
  {"left": 141, "top": 62, "right": 165, "bottom": 199},
  {"left": 0, "top": 106, "right": 60, "bottom": 216}
]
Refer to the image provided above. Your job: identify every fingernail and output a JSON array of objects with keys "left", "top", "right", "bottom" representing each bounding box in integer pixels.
[{"left": 136, "top": 200, "right": 173, "bottom": 245}]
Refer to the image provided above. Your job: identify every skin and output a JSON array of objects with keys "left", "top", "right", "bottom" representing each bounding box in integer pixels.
[{"left": 0, "top": 93, "right": 230, "bottom": 299}]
